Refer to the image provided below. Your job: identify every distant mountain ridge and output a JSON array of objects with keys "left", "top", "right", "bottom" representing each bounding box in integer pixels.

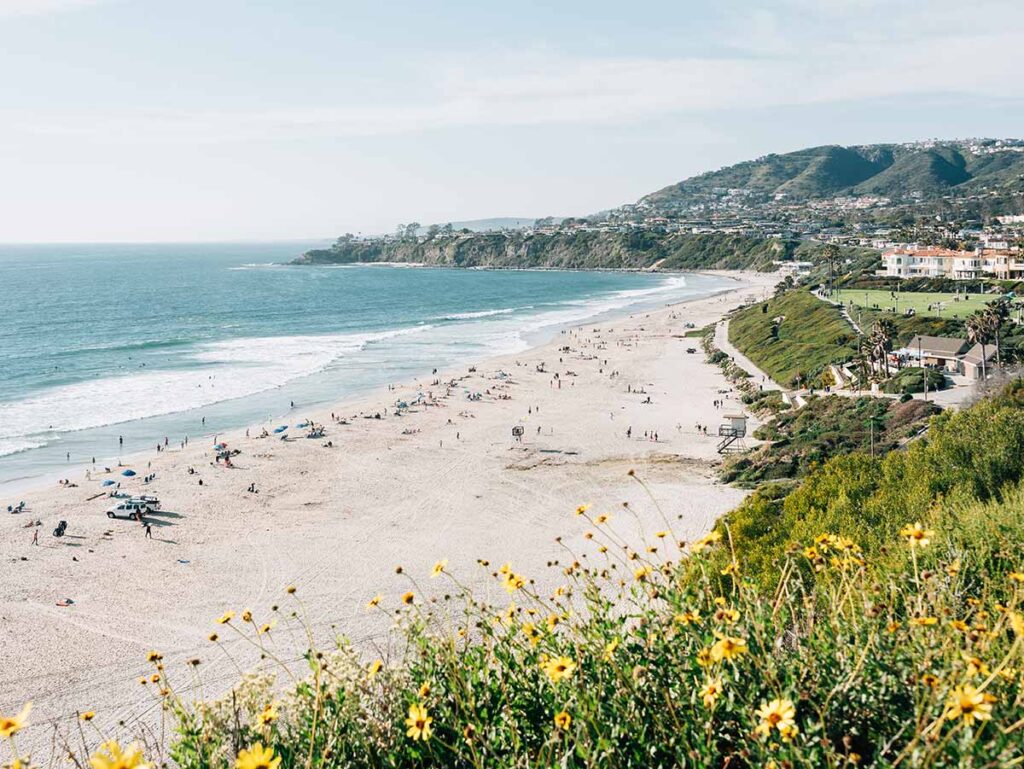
[{"left": 640, "top": 140, "right": 1024, "bottom": 209}]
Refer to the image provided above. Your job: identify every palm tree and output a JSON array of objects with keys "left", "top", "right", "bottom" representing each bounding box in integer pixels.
[
  {"left": 985, "top": 297, "right": 1011, "bottom": 367},
  {"left": 870, "top": 319, "right": 895, "bottom": 379},
  {"left": 821, "top": 243, "right": 840, "bottom": 298},
  {"left": 966, "top": 310, "right": 993, "bottom": 380}
]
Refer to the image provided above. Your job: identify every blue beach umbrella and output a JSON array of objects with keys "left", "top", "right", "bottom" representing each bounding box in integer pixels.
[
  {"left": 101, "top": 479, "right": 116, "bottom": 486},
  {"left": 273, "top": 425, "right": 288, "bottom": 434},
  {"left": 121, "top": 469, "right": 136, "bottom": 477}
]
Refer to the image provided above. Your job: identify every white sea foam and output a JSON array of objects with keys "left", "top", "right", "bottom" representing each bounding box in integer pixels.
[
  {"left": 436, "top": 308, "right": 518, "bottom": 321},
  {"left": 0, "top": 326, "right": 430, "bottom": 442}
]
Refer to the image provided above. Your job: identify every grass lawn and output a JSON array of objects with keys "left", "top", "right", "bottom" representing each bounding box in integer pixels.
[{"left": 834, "top": 288, "right": 992, "bottom": 319}]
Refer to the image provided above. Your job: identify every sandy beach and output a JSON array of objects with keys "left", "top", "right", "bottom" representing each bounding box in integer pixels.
[{"left": 0, "top": 270, "right": 774, "bottom": 752}]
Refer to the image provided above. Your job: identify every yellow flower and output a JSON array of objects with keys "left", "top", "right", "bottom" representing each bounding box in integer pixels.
[
  {"left": 720, "top": 562, "right": 740, "bottom": 577},
  {"left": 603, "top": 637, "right": 620, "bottom": 661},
  {"left": 700, "top": 678, "right": 723, "bottom": 709},
  {"left": 145, "top": 651, "right": 162, "bottom": 663},
  {"left": 655, "top": 530, "right": 668, "bottom": 539},
  {"left": 418, "top": 683, "right": 431, "bottom": 698},
  {"left": 285, "top": 585, "right": 296, "bottom": 594},
  {"left": 910, "top": 616, "right": 938, "bottom": 627},
  {"left": 258, "top": 702, "right": 278, "bottom": 726},
  {"left": 921, "top": 674, "right": 939, "bottom": 688},
  {"left": 945, "top": 684, "right": 994, "bottom": 726},
  {"left": 235, "top": 743, "right": 280, "bottom": 769},
  {"left": 258, "top": 621, "right": 276, "bottom": 635},
  {"left": 675, "top": 610, "right": 702, "bottom": 626},
  {"left": 0, "top": 702, "right": 31, "bottom": 740},
  {"left": 595, "top": 514, "right": 610, "bottom": 524},
  {"left": 366, "top": 659, "right": 384, "bottom": 679},
  {"left": 1008, "top": 572, "right": 1024, "bottom": 583},
  {"left": 714, "top": 608, "right": 740, "bottom": 624},
  {"left": 696, "top": 648, "right": 714, "bottom": 668},
  {"left": 216, "top": 610, "right": 235, "bottom": 624},
  {"left": 241, "top": 609, "right": 253, "bottom": 623},
  {"left": 899, "top": 522, "right": 934, "bottom": 548},
  {"left": 1011, "top": 612, "right": 1024, "bottom": 638},
  {"left": 401, "top": 591, "right": 415, "bottom": 605},
  {"left": 522, "top": 623, "right": 542, "bottom": 647},
  {"left": 502, "top": 572, "right": 526, "bottom": 593},
  {"left": 691, "top": 531, "right": 721, "bottom": 553},
  {"left": 553, "top": 711, "right": 572, "bottom": 730},
  {"left": 541, "top": 656, "right": 577, "bottom": 683},
  {"left": 633, "top": 565, "right": 653, "bottom": 582},
  {"left": 754, "top": 699, "right": 797, "bottom": 738},
  {"left": 546, "top": 614, "right": 561, "bottom": 632},
  {"left": 950, "top": 620, "right": 969, "bottom": 632},
  {"left": 367, "top": 595, "right": 382, "bottom": 609},
  {"left": 574, "top": 504, "right": 591, "bottom": 516},
  {"left": 88, "top": 741, "right": 149, "bottom": 769},
  {"left": 80, "top": 710, "right": 96, "bottom": 722},
  {"left": 803, "top": 546, "right": 820, "bottom": 560},
  {"left": 404, "top": 703, "right": 433, "bottom": 741},
  {"left": 430, "top": 559, "right": 447, "bottom": 578},
  {"left": 710, "top": 635, "right": 748, "bottom": 662},
  {"left": 963, "top": 655, "right": 991, "bottom": 678}
]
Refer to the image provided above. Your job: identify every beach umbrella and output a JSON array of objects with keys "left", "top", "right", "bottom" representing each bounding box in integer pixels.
[
  {"left": 101, "top": 479, "right": 116, "bottom": 486},
  {"left": 214, "top": 443, "right": 227, "bottom": 450},
  {"left": 121, "top": 469, "right": 136, "bottom": 477},
  {"left": 273, "top": 425, "right": 288, "bottom": 434}
]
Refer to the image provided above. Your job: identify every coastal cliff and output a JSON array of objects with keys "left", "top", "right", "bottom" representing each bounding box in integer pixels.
[{"left": 293, "top": 231, "right": 797, "bottom": 271}]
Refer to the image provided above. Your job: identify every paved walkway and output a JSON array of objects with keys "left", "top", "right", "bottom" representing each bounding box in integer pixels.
[{"left": 714, "top": 320, "right": 783, "bottom": 392}]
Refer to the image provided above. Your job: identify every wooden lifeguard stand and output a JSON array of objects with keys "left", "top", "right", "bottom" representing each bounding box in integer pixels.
[{"left": 717, "top": 413, "right": 748, "bottom": 453}]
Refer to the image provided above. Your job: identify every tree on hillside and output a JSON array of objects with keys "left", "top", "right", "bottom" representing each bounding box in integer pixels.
[
  {"left": 821, "top": 243, "right": 840, "bottom": 297},
  {"left": 986, "top": 297, "right": 1011, "bottom": 367},
  {"left": 967, "top": 310, "right": 994, "bottom": 380},
  {"left": 869, "top": 319, "right": 895, "bottom": 378}
]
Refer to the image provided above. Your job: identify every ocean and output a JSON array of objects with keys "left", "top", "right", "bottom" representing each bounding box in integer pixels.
[{"left": 0, "top": 242, "right": 733, "bottom": 491}]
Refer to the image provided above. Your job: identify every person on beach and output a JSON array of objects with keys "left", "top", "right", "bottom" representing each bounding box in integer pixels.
[
  {"left": 144, "top": 521, "right": 152, "bottom": 539},
  {"left": 32, "top": 529, "right": 38, "bottom": 545}
]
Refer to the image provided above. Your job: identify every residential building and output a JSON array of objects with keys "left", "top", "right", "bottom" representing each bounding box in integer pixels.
[{"left": 881, "top": 246, "right": 1023, "bottom": 280}]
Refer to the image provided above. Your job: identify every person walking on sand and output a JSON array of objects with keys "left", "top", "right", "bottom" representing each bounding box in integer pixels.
[
  {"left": 144, "top": 521, "right": 152, "bottom": 539},
  {"left": 32, "top": 529, "right": 38, "bottom": 546}
]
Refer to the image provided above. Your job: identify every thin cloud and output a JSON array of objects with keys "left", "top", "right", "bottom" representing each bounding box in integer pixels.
[
  {"left": 4, "top": 31, "right": 1023, "bottom": 143},
  {"left": 0, "top": 0, "right": 108, "bottom": 17}
]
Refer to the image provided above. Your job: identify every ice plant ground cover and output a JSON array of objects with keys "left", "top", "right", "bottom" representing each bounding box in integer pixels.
[{"left": 5, "top": 385, "right": 1024, "bottom": 767}]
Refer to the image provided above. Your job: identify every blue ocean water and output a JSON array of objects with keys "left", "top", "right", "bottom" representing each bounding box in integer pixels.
[{"left": 0, "top": 242, "right": 732, "bottom": 490}]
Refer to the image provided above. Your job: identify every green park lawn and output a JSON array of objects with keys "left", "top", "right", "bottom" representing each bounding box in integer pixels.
[{"left": 834, "top": 288, "right": 992, "bottom": 319}]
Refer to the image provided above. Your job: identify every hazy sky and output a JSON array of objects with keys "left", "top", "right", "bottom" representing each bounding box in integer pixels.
[{"left": 1, "top": 0, "right": 1023, "bottom": 242}]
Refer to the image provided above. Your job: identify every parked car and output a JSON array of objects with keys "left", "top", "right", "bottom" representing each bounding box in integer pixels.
[{"left": 106, "top": 500, "right": 153, "bottom": 520}]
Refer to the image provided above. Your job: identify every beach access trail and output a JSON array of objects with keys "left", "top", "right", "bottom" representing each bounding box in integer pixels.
[{"left": 0, "top": 270, "right": 777, "bottom": 754}]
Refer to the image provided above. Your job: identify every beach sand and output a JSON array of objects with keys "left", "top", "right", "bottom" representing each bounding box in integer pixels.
[{"left": 0, "top": 270, "right": 774, "bottom": 751}]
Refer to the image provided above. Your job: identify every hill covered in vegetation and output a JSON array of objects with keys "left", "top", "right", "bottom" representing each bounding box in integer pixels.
[
  {"left": 296, "top": 231, "right": 799, "bottom": 270},
  {"left": 641, "top": 140, "right": 1024, "bottom": 210}
]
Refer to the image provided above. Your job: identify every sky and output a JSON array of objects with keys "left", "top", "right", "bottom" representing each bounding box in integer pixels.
[{"left": 1, "top": 0, "right": 1023, "bottom": 242}]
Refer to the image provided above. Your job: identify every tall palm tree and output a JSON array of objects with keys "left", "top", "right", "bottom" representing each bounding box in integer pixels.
[
  {"left": 870, "top": 319, "right": 895, "bottom": 379},
  {"left": 985, "top": 297, "right": 1011, "bottom": 367},
  {"left": 966, "top": 310, "right": 993, "bottom": 380}
]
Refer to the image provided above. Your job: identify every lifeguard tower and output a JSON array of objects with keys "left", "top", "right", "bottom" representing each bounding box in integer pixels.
[{"left": 717, "top": 413, "right": 748, "bottom": 454}]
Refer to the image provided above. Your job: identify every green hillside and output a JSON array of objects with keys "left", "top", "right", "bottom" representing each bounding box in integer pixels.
[{"left": 641, "top": 141, "right": 1024, "bottom": 209}]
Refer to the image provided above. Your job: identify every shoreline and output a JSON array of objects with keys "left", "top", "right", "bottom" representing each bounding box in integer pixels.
[
  {"left": 0, "top": 270, "right": 755, "bottom": 499},
  {"left": 1, "top": 269, "right": 774, "bottom": 752}
]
